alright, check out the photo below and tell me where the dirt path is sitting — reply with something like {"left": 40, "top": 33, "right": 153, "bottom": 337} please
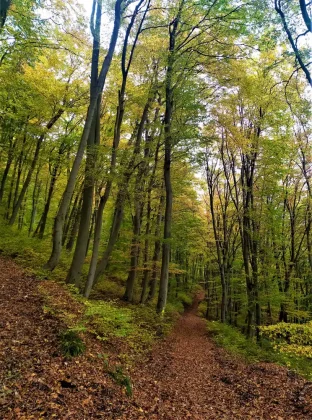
{"left": 130, "top": 296, "right": 312, "bottom": 419}
{"left": 0, "top": 257, "right": 311, "bottom": 419}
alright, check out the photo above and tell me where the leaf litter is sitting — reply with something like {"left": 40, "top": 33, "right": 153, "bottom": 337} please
{"left": 0, "top": 257, "right": 311, "bottom": 419}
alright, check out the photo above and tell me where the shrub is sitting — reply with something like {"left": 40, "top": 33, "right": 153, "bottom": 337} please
{"left": 260, "top": 322, "right": 312, "bottom": 358}
{"left": 94, "top": 279, "right": 125, "bottom": 299}
{"left": 59, "top": 329, "right": 86, "bottom": 357}
{"left": 166, "top": 301, "right": 184, "bottom": 315}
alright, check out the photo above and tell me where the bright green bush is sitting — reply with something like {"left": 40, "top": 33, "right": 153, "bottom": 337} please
{"left": 84, "top": 300, "right": 172, "bottom": 356}
{"left": 260, "top": 322, "right": 312, "bottom": 358}
{"left": 166, "top": 301, "right": 185, "bottom": 315}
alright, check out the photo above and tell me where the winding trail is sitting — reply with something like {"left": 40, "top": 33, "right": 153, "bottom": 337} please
{"left": 130, "top": 294, "right": 312, "bottom": 419}
{"left": 0, "top": 257, "right": 311, "bottom": 419}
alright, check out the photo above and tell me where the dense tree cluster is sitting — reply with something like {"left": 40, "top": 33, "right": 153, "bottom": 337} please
{"left": 0, "top": 0, "right": 311, "bottom": 336}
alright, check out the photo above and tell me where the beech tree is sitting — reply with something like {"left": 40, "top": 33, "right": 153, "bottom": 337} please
{"left": 0, "top": 0, "right": 311, "bottom": 335}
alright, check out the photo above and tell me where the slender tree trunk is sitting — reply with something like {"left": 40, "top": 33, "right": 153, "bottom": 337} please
{"left": 45, "top": 0, "right": 123, "bottom": 271}
{"left": 66, "top": 196, "right": 83, "bottom": 252}
{"left": 140, "top": 189, "right": 152, "bottom": 303}
{"left": 157, "top": 3, "right": 184, "bottom": 312}
{"left": 0, "top": 137, "right": 15, "bottom": 202}
{"left": 124, "top": 113, "right": 158, "bottom": 302}
{"left": 86, "top": 205, "right": 97, "bottom": 257}
{"left": 0, "top": 0, "right": 11, "bottom": 29}
{"left": 9, "top": 110, "right": 64, "bottom": 225}
{"left": 147, "top": 190, "right": 164, "bottom": 301}
{"left": 83, "top": 193, "right": 107, "bottom": 298}
{"left": 12, "top": 133, "right": 27, "bottom": 210}
{"left": 123, "top": 200, "right": 141, "bottom": 302}
{"left": 6, "top": 157, "right": 17, "bottom": 219}
{"left": 84, "top": 96, "right": 152, "bottom": 296}
{"left": 83, "top": 0, "right": 151, "bottom": 295}
{"left": 66, "top": 97, "right": 101, "bottom": 285}
{"left": 206, "top": 162, "right": 227, "bottom": 323}
{"left": 35, "top": 165, "right": 58, "bottom": 238}
{"left": 66, "top": 0, "right": 103, "bottom": 285}
{"left": 29, "top": 168, "right": 41, "bottom": 234}
{"left": 63, "top": 186, "right": 81, "bottom": 245}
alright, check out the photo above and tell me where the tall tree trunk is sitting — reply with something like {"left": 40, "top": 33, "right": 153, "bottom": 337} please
{"left": 0, "top": 0, "right": 11, "bottom": 29}
{"left": 45, "top": 0, "right": 123, "bottom": 271}
{"left": 35, "top": 141, "right": 67, "bottom": 238}
{"left": 124, "top": 110, "right": 158, "bottom": 302}
{"left": 66, "top": 0, "right": 103, "bottom": 286}
{"left": 6, "top": 157, "right": 17, "bottom": 219}
{"left": 66, "top": 97, "right": 101, "bottom": 285}
{"left": 63, "top": 186, "right": 81, "bottom": 245}
{"left": 123, "top": 199, "right": 141, "bottom": 302}
{"left": 206, "top": 160, "right": 227, "bottom": 323}
{"left": 157, "top": 1, "right": 185, "bottom": 312}
{"left": 0, "top": 137, "right": 15, "bottom": 202}
{"left": 66, "top": 196, "right": 83, "bottom": 252}
{"left": 84, "top": 97, "right": 152, "bottom": 297}
{"left": 147, "top": 190, "right": 164, "bottom": 301}
{"left": 35, "top": 166, "right": 57, "bottom": 238}
{"left": 29, "top": 167, "right": 41, "bottom": 234}
{"left": 140, "top": 187, "right": 152, "bottom": 303}
{"left": 83, "top": 0, "right": 151, "bottom": 295}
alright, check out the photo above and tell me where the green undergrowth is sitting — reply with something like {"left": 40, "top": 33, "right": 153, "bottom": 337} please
{"left": 207, "top": 321, "right": 312, "bottom": 380}
{"left": 0, "top": 223, "right": 72, "bottom": 282}
{"left": 85, "top": 300, "right": 173, "bottom": 357}
{"left": 0, "top": 223, "right": 177, "bottom": 362}
{"left": 261, "top": 322, "right": 312, "bottom": 358}
{"left": 39, "top": 281, "right": 175, "bottom": 363}
{"left": 59, "top": 329, "right": 86, "bottom": 358}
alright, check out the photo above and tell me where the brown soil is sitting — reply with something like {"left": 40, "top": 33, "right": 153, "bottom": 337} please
{"left": 0, "top": 257, "right": 311, "bottom": 419}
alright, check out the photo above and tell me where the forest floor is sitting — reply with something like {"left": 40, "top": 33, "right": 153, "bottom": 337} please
{"left": 1, "top": 256, "right": 312, "bottom": 419}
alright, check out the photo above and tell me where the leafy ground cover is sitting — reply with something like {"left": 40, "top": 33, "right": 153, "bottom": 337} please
{"left": 207, "top": 321, "right": 312, "bottom": 381}
{"left": 1, "top": 256, "right": 312, "bottom": 419}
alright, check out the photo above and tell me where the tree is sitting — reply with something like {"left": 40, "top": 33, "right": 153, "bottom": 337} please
{"left": 0, "top": 0, "right": 11, "bottom": 29}
{"left": 274, "top": 0, "right": 312, "bottom": 86}
{"left": 45, "top": 0, "right": 126, "bottom": 270}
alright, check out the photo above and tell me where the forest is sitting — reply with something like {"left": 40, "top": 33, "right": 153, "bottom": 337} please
{"left": 0, "top": 0, "right": 312, "bottom": 418}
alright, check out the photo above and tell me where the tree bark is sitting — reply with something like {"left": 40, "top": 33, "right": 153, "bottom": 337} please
{"left": 147, "top": 190, "right": 164, "bottom": 301}
{"left": 84, "top": 96, "right": 152, "bottom": 297}
{"left": 9, "top": 109, "right": 64, "bottom": 226}
{"left": 0, "top": 136, "right": 15, "bottom": 202}
{"left": 157, "top": 1, "right": 185, "bottom": 313}
{"left": 0, "top": 0, "right": 11, "bottom": 29}
{"left": 45, "top": 0, "right": 123, "bottom": 271}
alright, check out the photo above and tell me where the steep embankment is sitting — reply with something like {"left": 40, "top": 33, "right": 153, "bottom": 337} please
{"left": 0, "top": 257, "right": 311, "bottom": 419}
